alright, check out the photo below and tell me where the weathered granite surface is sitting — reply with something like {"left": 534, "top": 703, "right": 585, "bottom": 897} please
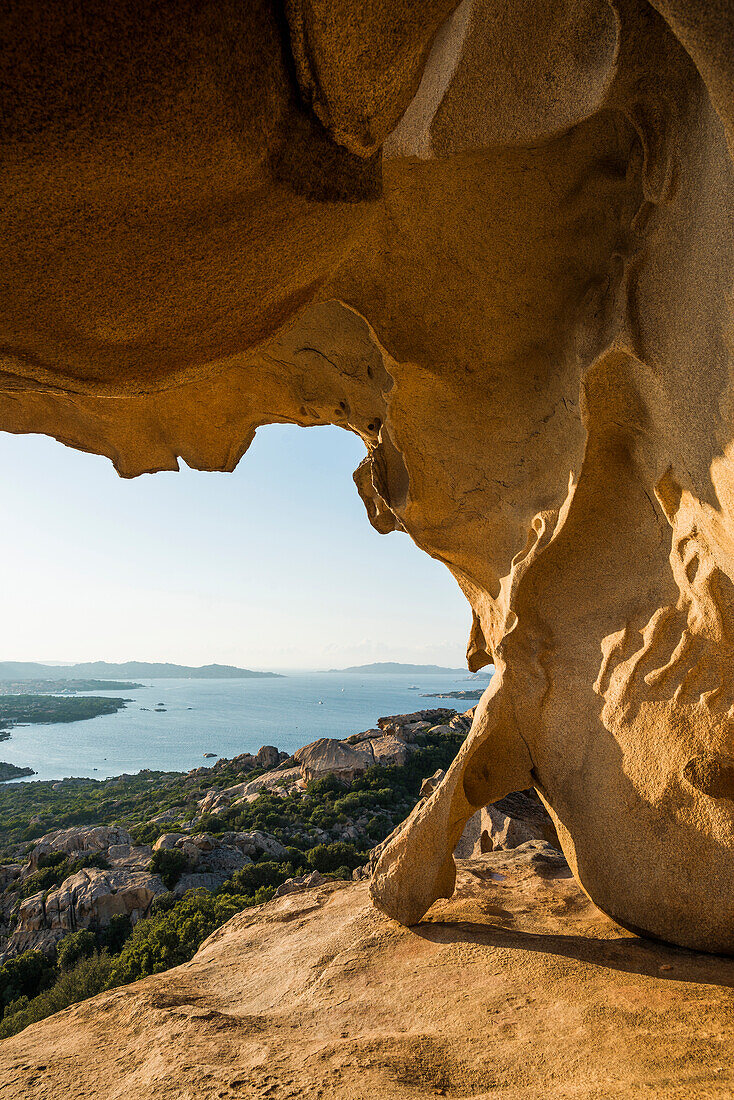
{"left": 1, "top": 2, "right": 734, "bottom": 951}
{"left": 1, "top": 848, "right": 731, "bottom": 1099}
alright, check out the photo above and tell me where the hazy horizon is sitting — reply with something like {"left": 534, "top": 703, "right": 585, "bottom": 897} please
{"left": 0, "top": 659, "right": 471, "bottom": 673}
{"left": 1, "top": 425, "right": 470, "bottom": 670}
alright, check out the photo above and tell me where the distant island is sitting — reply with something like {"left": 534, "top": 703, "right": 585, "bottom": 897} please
{"left": 0, "top": 694, "right": 131, "bottom": 733}
{"left": 325, "top": 662, "right": 469, "bottom": 675}
{"left": 421, "top": 689, "right": 484, "bottom": 700}
{"left": 0, "top": 662, "right": 282, "bottom": 681}
{"left": 0, "top": 679, "right": 143, "bottom": 695}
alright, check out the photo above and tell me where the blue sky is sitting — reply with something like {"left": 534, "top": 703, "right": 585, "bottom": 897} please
{"left": 0, "top": 425, "right": 470, "bottom": 670}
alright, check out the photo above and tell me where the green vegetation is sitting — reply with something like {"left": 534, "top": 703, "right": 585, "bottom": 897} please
{"left": 18, "top": 850, "right": 111, "bottom": 899}
{"left": 0, "top": 724, "right": 466, "bottom": 1040}
{"left": 0, "top": 951, "right": 114, "bottom": 1038}
{"left": 57, "top": 930, "right": 97, "bottom": 971}
{"left": 0, "top": 694, "right": 130, "bottom": 733}
{"left": 0, "top": 758, "right": 276, "bottom": 858}
{"left": 149, "top": 847, "right": 190, "bottom": 889}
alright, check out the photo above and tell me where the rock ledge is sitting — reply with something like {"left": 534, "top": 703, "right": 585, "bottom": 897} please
{"left": 1, "top": 845, "right": 732, "bottom": 1099}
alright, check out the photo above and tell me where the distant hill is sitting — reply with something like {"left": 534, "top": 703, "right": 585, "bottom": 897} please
{"left": 325, "top": 662, "right": 468, "bottom": 675}
{"left": 0, "top": 662, "right": 282, "bottom": 681}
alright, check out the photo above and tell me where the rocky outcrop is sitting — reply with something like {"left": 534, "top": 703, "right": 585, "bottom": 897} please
{"left": 27, "top": 825, "right": 136, "bottom": 870}
{"left": 198, "top": 711, "right": 450, "bottom": 816}
{"left": 0, "top": 825, "right": 167, "bottom": 958}
{"left": 375, "top": 709, "right": 457, "bottom": 741}
{"left": 151, "top": 830, "right": 293, "bottom": 897}
{"left": 154, "top": 829, "right": 288, "bottom": 866}
{"left": 2, "top": 848, "right": 731, "bottom": 1099}
{"left": 197, "top": 765, "right": 305, "bottom": 815}
{"left": 272, "top": 870, "right": 327, "bottom": 898}
{"left": 420, "top": 769, "right": 445, "bottom": 799}
{"left": 189, "top": 746, "right": 291, "bottom": 785}
{"left": 2, "top": 823, "right": 297, "bottom": 955}
{"left": 7, "top": 867, "right": 166, "bottom": 957}
{"left": 294, "top": 730, "right": 418, "bottom": 782}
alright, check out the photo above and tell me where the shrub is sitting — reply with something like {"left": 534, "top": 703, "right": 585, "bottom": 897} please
{"left": 305, "top": 774, "right": 347, "bottom": 797}
{"left": 37, "top": 851, "right": 68, "bottom": 870}
{"left": 74, "top": 851, "right": 110, "bottom": 872}
{"left": 197, "top": 813, "right": 223, "bottom": 834}
{"left": 329, "top": 864, "right": 354, "bottom": 880}
{"left": 150, "top": 891, "right": 177, "bottom": 915}
{"left": 19, "top": 851, "right": 111, "bottom": 899}
{"left": 99, "top": 914, "right": 132, "bottom": 954}
{"left": 0, "top": 950, "right": 56, "bottom": 1017}
{"left": 19, "top": 866, "right": 64, "bottom": 898}
{"left": 149, "top": 847, "right": 189, "bottom": 889}
{"left": 226, "top": 861, "right": 298, "bottom": 895}
{"left": 306, "top": 842, "right": 363, "bottom": 874}
{"left": 129, "top": 822, "right": 163, "bottom": 846}
{"left": 57, "top": 929, "right": 96, "bottom": 971}
{"left": 105, "top": 889, "right": 246, "bottom": 985}
{"left": 0, "top": 953, "right": 113, "bottom": 1039}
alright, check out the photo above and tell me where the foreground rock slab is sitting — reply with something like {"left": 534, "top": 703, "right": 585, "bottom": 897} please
{"left": 2, "top": 848, "right": 731, "bottom": 1100}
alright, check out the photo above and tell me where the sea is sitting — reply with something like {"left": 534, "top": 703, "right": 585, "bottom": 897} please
{"left": 0, "top": 672, "right": 490, "bottom": 784}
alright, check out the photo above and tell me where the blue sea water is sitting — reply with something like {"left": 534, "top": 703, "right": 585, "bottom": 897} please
{"left": 0, "top": 672, "right": 489, "bottom": 783}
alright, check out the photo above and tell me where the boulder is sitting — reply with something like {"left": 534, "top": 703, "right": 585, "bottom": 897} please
{"left": 197, "top": 766, "right": 304, "bottom": 814}
{"left": 106, "top": 844, "right": 153, "bottom": 871}
{"left": 154, "top": 830, "right": 285, "bottom": 872}
{"left": 173, "top": 873, "right": 235, "bottom": 897}
{"left": 0, "top": 864, "right": 21, "bottom": 890}
{"left": 198, "top": 846, "right": 252, "bottom": 876}
{"left": 448, "top": 707, "right": 476, "bottom": 735}
{"left": 294, "top": 739, "right": 369, "bottom": 784}
{"left": 184, "top": 833, "right": 218, "bottom": 854}
{"left": 484, "top": 791, "right": 561, "bottom": 851}
{"left": 237, "top": 831, "right": 289, "bottom": 861}
{"left": 344, "top": 728, "right": 383, "bottom": 745}
{"left": 173, "top": 836, "right": 252, "bottom": 878}
{"left": 272, "top": 870, "right": 326, "bottom": 898}
{"left": 352, "top": 734, "right": 413, "bottom": 768}
{"left": 152, "top": 833, "right": 185, "bottom": 852}
{"left": 376, "top": 709, "right": 456, "bottom": 737}
{"left": 254, "top": 745, "right": 281, "bottom": 769}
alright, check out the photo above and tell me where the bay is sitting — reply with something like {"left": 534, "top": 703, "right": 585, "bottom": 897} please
{"left": 0, "top": 672, "right": 489, "bottom": 783}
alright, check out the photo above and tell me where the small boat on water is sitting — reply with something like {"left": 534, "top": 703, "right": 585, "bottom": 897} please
{"left": 317, "top": 700, "right": 324, "bottom": 705}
